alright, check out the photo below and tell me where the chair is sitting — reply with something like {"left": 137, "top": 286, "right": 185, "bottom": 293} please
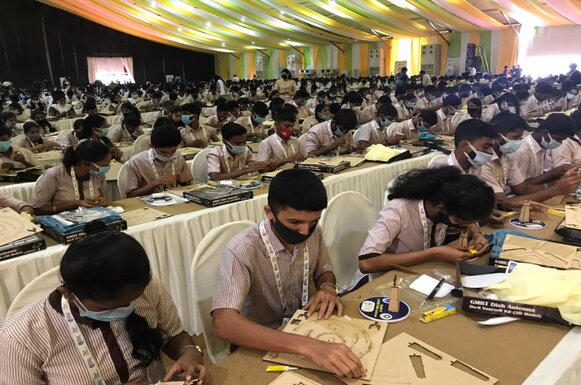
{"left": 190, "top": 147, "right": 213, "bottom": 184}
{"left": 301, "top": 116, "right": 317, "bottom": 133}
{"left": 320, "top": 191, "right": 378, "bottom": 293}
{"left": 143, "top": 111, "right": 162, "bottom": 126}
{"left": 5, "top": 267, "right": 61, "bottom": 322}
{"left": 132, "top": 133, "right": 151, "bottom": 155}
{"left": 117, "top": 161, "right": 131, "bottom": 199}
{"left": 10, "top": 133, "right": 25, "bottom": 145}
{"left": 352, "top": 127, "right": 362, "bottom": 143}
{"left": 298, "top": 133, "right": 308, "bottom": 154}
{"left": 190, "top": 220, "right": 255, "bottom": 364}
{"left": 427, "top": 153, "right": 448, "bottom": 169}
{"left": 55, "top": 129, "right": 73, "bottom": 146}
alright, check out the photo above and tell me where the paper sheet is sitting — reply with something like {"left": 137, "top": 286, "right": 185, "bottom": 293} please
{"left": 0, "top": 207, "right": 42, "bottom": 245}
{"left": 409, "top": 274, "right": 454, "bottom": 298}
{"left": 364, "top": 145, "right": 406, "bottom": 162}
{"left": 268, "top": 372, "right": 323, "bottom": 385}
{"left": 140, "top": 193, "right": 189, "bottom": 206}
{"left": 121, "top": 207, "right": 172, "bottom": 227}
{"left": 565, "top": 205, "right": 581, "bottom": 229}
{"left": 501, "top": 234, "right": 581, "bottom": 270}
{"left": 301, "top": 157, "right": 348, "bottom": 167}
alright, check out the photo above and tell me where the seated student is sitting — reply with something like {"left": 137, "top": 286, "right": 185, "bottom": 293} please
{"left": 180, "top": 103, "right": 219, "bottom": 148}
{"left": 108, "top": 113, "right": 144, "bottom": 143}
{"left": 391, "top": 110, "right": 438, "bottom": 140}
{"left": 13, "top": 121, "right": 60, "bottom": 153}
{"left": 48, "top": 91, "right": 74, "bottom": 119}
{"left": 78, "top": 114, "right": 123, "bottom": 161}
{"left": 435, "top": 95, "right": 462, "bottom": 132}
{"left": 57, "top": 118, "right": 84, "bottom": 147}
{"left": 257, "top": 110, "right": 305, "bottom": 168}
{"left": 482, "top": 93, "right": 520, "bottom": 123}
{"left": 161, "top": 100, "right": 175, "bottom": 117}
{"left": 207, "top": 122, "right": 269, "bottom": 181}
{"left": 165, "top": 105, "right": 185, "bottom": 130}
{"left": 137, "top": 91, "right": 163, "bottom": 111}
{"left": 314, "top": 103, "right": 332, "bottom": 123}
{"left": 449, "top": 98, "right": 483, "bottom": 131}
{"left": 81, "top": 98, "right": 99, "bottom": 116}
{"left": 510, "top": 113, "right": 576, "bottom": 180}
{"left": 212, "top": 169, "right": 363, "bottom": 378}
{"left": 226, "top": 100, "right": 244, "bottom": 122}
{"left": 0, "top": 126, "right": 37, "bottom": 170}
{"left": 289, "top": 90, "right": 313, "bottom": 120}
{"left": 33, "top": 140, "right": 111, "bottom": 215}
{"left": 304, "top": 109, "right": 358, "bottom": 156}
{"left": 342, "top": 93, "right": 373, "bottom": 124}
{"left": 550, "top": 110, "right": 581, "bottom": 167}
{"left": 205, "top": 104, "right": 231, "bottom": 130}
{"left": 356, "top": 104, "right": 399, "bottom": 148}
{"left": 558, "top": 81, "right": 580, "bottom": 110}
{"left": 520, "top": 83, "right": 556, "bottom": 118}
{"left": 246, "top": 86, "right": 263, "bottom": 103}
{"left": 0, "top": 222, "right": 209, "bottom": 385}
{"left": 0, "top": 191, "right": 33, "bottom": 215}
{"left": 30, "top": 108, "right": 56, "bottom": 135}
{"left": 235, "top": 101, "right": 269, "bottom": 138}
{"left": 479, "top": 112, "right": 581, "bottom": 210}
{"left": 203, "top": 85, "right": 219, "bottom": 104}
{"left": 1, "top": 111, "right": 17, "bottom": 133}
{"left": 359, "top": 167, "right": 493, "bottom": 274}
{"left": 125, "top": 125, "right": 192, "bottom": 197}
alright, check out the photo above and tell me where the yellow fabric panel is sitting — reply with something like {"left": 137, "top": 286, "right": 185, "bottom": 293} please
{"left": 312, "top": 45, "right": 320, "bottom": 70}
{"left": 410, "top": 37, "right": 429, "bottom": 74}
{"left": 337, "top": 44, "right": 346, "bottom": 74}
{"left": 388, "top": 38, "right": 399, "bottom": 76}
{"left": 247, "top": 52, "right": 256, "bottom": 79}
{"left": 278, "top": 50, "right": 286, "bottom": 70}
{"left": 467, "top": 32, "right": 480, "bottom": 45}
{"left": 359, "top": 43, "right": 369, "bottom": 77}
{"left": 495, "top": 29, "right": 518, "bottom": 74}
{"left": 215, "top": 54, "right": 229, "bottom": 79}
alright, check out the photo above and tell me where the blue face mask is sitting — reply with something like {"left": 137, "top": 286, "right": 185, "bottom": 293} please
{"left": 75, "top": 295, "right": 136, "bottom": 323}
{"left": 181, "top": 115, "right": 193, "bottom": 125}
{"left": 567, "top": 93, "right": 575, "bottom": 100}
{"left": 405, "top": 101, "right": 415, "bottom": 109}
{"left": 0, "top": 140, "right": 11, "bottom": 152}
{"left": 226, "top": 141, "right": 247, "bottom": 156}
{"left": 89, "top": 162, "right": 111, "bottom": 176}
{"left": 379, "top": 117, "right": 393, "bottom": 128}
{"left": 333, "top": 127, "right": 345, "bottom": 137}
{"left": 426, "top": 94, "right": 436, "bottom": 101}
{"left": 465, "top": 142, "right": 493, "bottom": 168}
{"left": 416, "top": 122, "right": 428, "bottom": 133}
{"left": 253, "top": 115, "right": 266, "bottom": 125}
{"left": 154, "top": 150, "right": 177, "bottom": 162}
{"left": 96, "top": 127, "right": 109, "bottom": 137}
{"left": 540, "top": 133, "right": 562, "bottom": 150}
{"left": 499, "top": 135, "right": 522, "bottom": 155}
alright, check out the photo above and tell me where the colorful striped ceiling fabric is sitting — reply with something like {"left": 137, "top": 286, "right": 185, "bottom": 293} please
{"left": 39, "top": 0, "right": 580, "bottom": 54}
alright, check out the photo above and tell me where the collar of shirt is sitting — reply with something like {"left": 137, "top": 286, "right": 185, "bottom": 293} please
{"left": 437, "top": 108, "right": 447, "bottom": 120}
{"left": 262, "top": 219, "right": 288, "bottom": 254}
{"left": 529, "top": 95, "right": 539, "bottom": 104}
{"left": 525, "top": 134, "right": 543, "bottom": 154}
{"left": 48, "top": 289, "right": 108, "bottom": 330}
{"left": 370, "top": 119, "right": 382, "bottom": 132}
{"left": 405, "top": 118, "right": 415, "bottom": 131}
{"left": 448, "top": 152, "right": 468, "bottom": 174}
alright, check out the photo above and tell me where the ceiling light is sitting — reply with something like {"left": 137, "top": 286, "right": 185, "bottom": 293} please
{"left": 206, "top": 21, "right": 212, "bottom": 27}
{"left": 280, "top": 10, "right": 285, "bottom": 15}
{"left": 150, "top": 1, "right": 156, "bottom": 8}
{"left": 221, "top": 42, "right": 226, "bottom": 47}
{"left": 241, "top": 16, "right": 246, "bottom": 22}
{"left": 251, "top": 41, "right": 255, "bottom": 44}
{"left": 178, "top": 26, "right": 183, "bottom": 31}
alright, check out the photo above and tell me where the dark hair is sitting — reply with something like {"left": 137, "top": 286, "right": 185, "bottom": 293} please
{"left": 225, "top": 100, "right": 240, "bottom": 110}
{"left": 150, "top": 125, "right": 181, "bottom": 148}
{"left": 295, "top": 90, "right": 310, "bottom": 99}
{"left": 347, "top": 93, "right": 364, "bottom": 104}
{"left": 571, "top": 110, "right": 581, "bottom": 133}
{"left": 153, "top": 116, "right": 173, "bottom": 128}
{"left": 268, "top": 169, "right": 327, "bottom": 214}
{"left": 377, "top": 104, "right": 398, "bottom": 117}
{"left": 62, "top": 139, "right": 110, "bottom": 168}
{"left": 329, "top": 102, "right": 342, "bottom": 115}
{"left": 443, "top": 94, "right": 461, "bottom": 107}
{"left": 221, "top": 122, "right": 247, "bottom": 141}
{"left": 388, "top": 166, "right": 494, "bottom": 221}
{"left": 418, "top": 110, "right": 438, "bottom": 126}
{"left": 80, "top": 115, "right": 107, "bottom": 139}
{"left": 31, "top": 108, "right": 45, "bottom": 119}
{"left": 217, "top": 104, "right": 230, "bottom": 113}
{"left": 454, "top": 119, "right": 496, "bottom": 147}
{"left": 252, "top": 101, "right": 269, "bottom": 117}
{"left": 490, "top": 112, "right": 528, "bottom": 135}
{"left": 0, "top": 125, "right": 12, "bottom": 138}
{"left": 1, "top": 111, "right": 16, "bottom": 122}
{"left": 334, "top": 109, "right": 358, "bottom": 130}
{"left": 123, "top": 114, "right": 141, "bottom": 128}
{"left": 377, "top": 95, "right": 392, "bottom": 106}
{"left": 274, "top": 110, "right": 296, "bottom": 123}
{"left": 60, "top": 221, "right": 162, "bottom": 367}
{"left": 23, "top": 121, "right": 39, "bottom": 133}
{"left": 180, "top": 103, "right": 201, "bottom": 116}
{"left": 537, "top": 113, "right": 576, "bottom": 137}
{"left": 73, "top": 119, "right": 85, "bottom": 131}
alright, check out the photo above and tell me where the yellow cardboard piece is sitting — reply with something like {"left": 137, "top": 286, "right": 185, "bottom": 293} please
{"left": 500, "top": 234, "right": 581, "bottom": 270}
{"left": 268, "top": 372, "right": 323, "bottom": 385}
{"left": 364, "top": 145, "right": 406, "bottom": 162}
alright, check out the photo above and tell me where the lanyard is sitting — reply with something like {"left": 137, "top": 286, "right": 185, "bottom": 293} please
{"left": 418, "top": 201, "right": 446, "bottom": 249}
{"left": 188, "top": 126, "right": 208, "bottom": 144}
{"left": 60, "top": 296, "right": 106, "bottom": 385}
{"left": 148, "top": 149, "right": 176, "bottom": 186}
{"left": 70, "top": 167, "right": 95, "bottom": 201}
{"left": 258, "top": 221, "right": 310, "bottom": 319}
{"left": 275, "top": 136, "right": 296, "bottom": 158}
{"left": 221, "top": 145, "right": 245, "bottom": 173}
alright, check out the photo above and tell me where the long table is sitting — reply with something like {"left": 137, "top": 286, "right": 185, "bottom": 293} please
{"left": 0, "top": 153, "right": 437, "bottom": 327}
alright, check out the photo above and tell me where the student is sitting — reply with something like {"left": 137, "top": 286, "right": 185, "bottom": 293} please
{"left": 13, "top": 121, "right": 59, "bottom": 153}
{"left": 510, "top": 113, "right": 576, "bottom": 180}
{"left": 550, "top": 110, "right": 581, "bottom": 167}
{"left": 0, "top": 111, "right": 17, "bottom": 131}
{"left": 81, "top": 98, "right": 99, "bottom": 116}
{"left": 450, "top": 98, "right": 482, "bottom": 130}
{"left": 359, "top": 167, "right": 493, "bottom": 273}
{"left": 31, "top": 109, "right": 56, "bottom": 134}
{"left": 212, "top": 169, "right": 363, "bottom": 378}
{"left": 420, "top": 70, "right": 432, "bottom": 87}
{"left": 391, "top": 110, "right": 438, "bottom": 140}
{"left": 273, "top": 69, "right": 297, "bottom": 102}
{"left": 356, "top": 104, "right": 399, "bottom": 148}
{"left": 482, "top": 93, "right": 521, "bottom": 122}
{"left": 479, "top": 112, "right": 581, "bottom": 209}
{"left": 0, "top": 191, "right": 33, "bottom": 215}
{"left": 289, "top": 90, "right": 312, "bottom": 120}
{"left": 435, "top": 95, "right": 462, "bottom": 132}
{"left": 257, "top": 110, "right": 305, "bottom": 168}
{"left": 342, "top": 93, "right": 374, "bottom": 124}
{"left": 166, "top": 105, "right": 185, "bottom": 129}
{"left": 520, "top": 83, "right": 555, "bottom": 118}
{"left": 415, "top": 85, "right": 437, "bottom": 110}
{"left": 226, "top": 100, "right": 243, "bottom": 121}
{"left": 108, "top": 113, "right": 144, "bottom": 143}
{"left": 125, "top": 125, "right": 192, "bottom": 197}
{"left": 430, "top": 119, "right": 495, "bottom": 174}
{"left": 314, "top": 103, "right": 332, "bottom": 123}
{"left": 33, "top": 140, "right": 111, "bottom": 215}
{"left": 137, "top": 91, "right": 163, "bottom": 111}
{"left": 0, "top": 126, "right": 37, "bottom": 170}
{"left": 235, "top": 101, "right": 269, "bottom": 138}
{"left": 57, "top": 118, "right": 84, "bottom": 147}
{"left": 79, "top": 114, "right": 123, "bottom": 161}
{"left": 206, "top": 122, "right": 269, "bottom": 181}
{"left": 180, "top": 103, "right": 219, "bottom": 148}
{"left": 203, "top": 85, "right": 219, "bottom": 104}
{"left": 557, "top": 81, "right": 581, "bottom": 111}
{"left": 48, "top": 91, "right": 74, "bottom": 118}
{"left": 205, "top": 104, "right": 231, "bottom": 130}
{"left": 0, "top": 221, "right": 209, "bottom": 385}
{"left": 304, "top": 109, "right": 358, "bottom": 156}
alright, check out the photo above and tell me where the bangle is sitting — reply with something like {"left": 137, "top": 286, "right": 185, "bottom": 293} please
{"left": 319, "top": 281, "right": 339, "bottom": 295}
{"left": 180, "top": 344, "right": 203, "bottom": 356}
{"left": 544, "top": 183, "right": 549, "bottom": 190}
{"left": 53, "top": 205, "right": 56, "bottom": 213}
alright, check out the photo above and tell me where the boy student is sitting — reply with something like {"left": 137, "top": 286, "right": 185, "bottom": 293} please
{"left": 235, "top": 101, "right": 269, "bottom": 138}
{"left": 391, "top": 110, "right": 438, "bottom": 140}
{"left": 107, "top": 113, "right": 144, "bottom": 143}
{"left": 550, "top": 110, "right": 581, "bottom": 168}
{"left": 212, "top": 169, "right": 364, "bottom": 378}
{"left": 180, "top": 103, "right": 219, "bottom": 148}
{"left": 356, "top": 104, "right": 399, "bottom": 148}
{"left": 510, "top": 113, "right": 576, "bottom": 180}
{"left": 206, "top": 122, "right": 271, "bottom": 181}
{"left": 257, "top": 110, "right": 305, "bottom": 168}
{"left": 289, "top": 90, "right": 312, "bottom": 120}
{"left": 124, "top": 125, "right": 192, "bottom": 197}
{"left": 304, "top": 109, "right": 358, "bottom": 156}
{"left": 479, "top": 112, "right": 581, "bottom": 210}
{"left": 435, "top": 95, "right": 462, "bottom": 133}
{"left": 205, "top": 103, "right": 231, "bottom": 130}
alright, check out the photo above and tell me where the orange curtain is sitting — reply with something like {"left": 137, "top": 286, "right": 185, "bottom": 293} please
{"left": 496, "top": 29, "right": 518, "bottom": 73}
{"left": 337, "top": 44, "right": 346, "bottom": 74}
{"left": 359, "top": 43, "right": 369, "bottom": 77}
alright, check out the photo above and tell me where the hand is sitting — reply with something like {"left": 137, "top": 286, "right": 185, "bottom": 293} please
{"left": 11, "top": 153, "right": 25, "bottom": 163}
{"left": 78, "top": 199, "right": 100, "bottom": 208}
{"left": 488, "top": 209, "right": 508, "bottom": 226}
{"left": 334, "top": 136, "right": 348, "bottom": 147}
{"left": 163, "top": 349, "right": 210, "bottom": 385}
{"left": 555, "top": 168, "right": 581, "bottom": 194}
{"left": 467, "top": 232, "right": 490, "bottom": 257}
{"left": 288, "top": 154, "right": 305, "bottom": 163}
{"left": 191, "top": 140, "right": 206, "bottom": 148}
{"left": 156, "top": 174, "right": 177, "bottom": 187}
{"left": 1, "top": 162, "right": 11, "bottom": 170}
{"left": 431, "top": 246, "right": 474, "bottom": 263}
{"left": 20, "top": 206, "right": 34, "bottom": 215}
{"left": 302, "top": 339, "right": 364, "bottom": 378}
{"left": 95, "top": 197, "right": 108, "bottom": 206}
{"left": 303, "top": 286, "right": 342, "bottom": 320}
{"left": 250, "top": 161, "right": 269, "bottom": 172}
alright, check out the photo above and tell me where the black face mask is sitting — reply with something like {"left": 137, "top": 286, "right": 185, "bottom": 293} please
{"left": 467, "top": 108, "right": 481, "bottom": 118}
{"left": 271, "top": 216, "right": 317, "bottom": 245}
{"left": 435, "top": 209, "right": 455, "bottom": 227}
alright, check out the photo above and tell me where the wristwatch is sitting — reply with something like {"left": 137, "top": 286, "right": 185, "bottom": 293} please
{"left": 320, "top": 281, "right": 339, "bottom": 295}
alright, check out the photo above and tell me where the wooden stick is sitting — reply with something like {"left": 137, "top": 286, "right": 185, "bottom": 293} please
{"left": 388, "top": 275, "right": 400, "bottom": 313}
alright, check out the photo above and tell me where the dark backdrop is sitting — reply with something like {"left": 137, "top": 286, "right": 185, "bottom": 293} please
{"left": 0, "top": 0, "right": 215, "bottom": 86}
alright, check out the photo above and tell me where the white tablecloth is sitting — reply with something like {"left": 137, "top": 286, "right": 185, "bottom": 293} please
{"left": 15, "top": 112, "right": 155, "bottom": 132}
{"left": 0, "top": 154, "right": 436, "bottom": 330}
